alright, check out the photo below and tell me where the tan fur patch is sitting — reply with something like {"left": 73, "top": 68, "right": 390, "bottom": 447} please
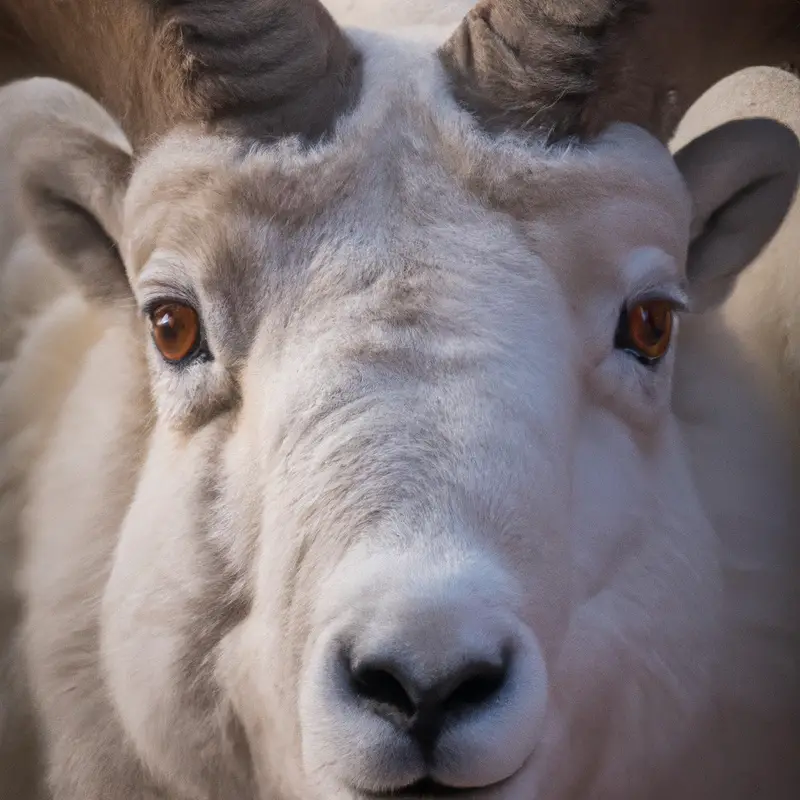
{"left": 0, "top": 1, "right": 363, "bottom": 147}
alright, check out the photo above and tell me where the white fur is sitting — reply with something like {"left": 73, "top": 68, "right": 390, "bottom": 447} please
{"left": 0, "top": 11, "right": 798, "bottom": 800}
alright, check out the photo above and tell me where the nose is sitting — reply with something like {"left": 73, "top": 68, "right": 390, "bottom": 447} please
{"left": 300, "top": 559, "right": 548, "bottom": 793}
{"left": 348, "top": 650, "right": 509, "bottom": 753}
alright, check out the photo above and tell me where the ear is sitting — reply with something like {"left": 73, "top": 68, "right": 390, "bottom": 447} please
{"left": 673, "top": 117, "right": 800, "bottom": 312}
{"left": 4, "top": 80, "right": 134, "bottom": 304}
{"left": 18, "top": 126, "right": 133, "bottom": 304}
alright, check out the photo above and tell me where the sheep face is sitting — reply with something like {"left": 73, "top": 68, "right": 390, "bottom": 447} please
{"left": 10, "top": 40, "right": 799, "bottom": 800}
{"left": 97, "top": 67, "right": 705, "bottom": 799}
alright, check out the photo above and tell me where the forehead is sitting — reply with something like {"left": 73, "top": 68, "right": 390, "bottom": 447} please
{"left": 123, "top": 30, "right": 691, "bottom": 329}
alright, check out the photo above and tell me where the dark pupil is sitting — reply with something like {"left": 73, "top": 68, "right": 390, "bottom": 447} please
{"left": 157, "top": 310, "right": 180, "bottom": 342}
{"left": 640, "top": 306, "right": 666, "bottom": 345}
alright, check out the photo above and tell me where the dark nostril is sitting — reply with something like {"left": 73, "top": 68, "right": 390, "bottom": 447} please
{"left": 348, "top": 653, "right": 509, "bottom": 750}
{"left": 350, "top": 662, "right": 417, "bottom": 722}
{"left": 440, "top": 661, "right": 506, "bottom": 716}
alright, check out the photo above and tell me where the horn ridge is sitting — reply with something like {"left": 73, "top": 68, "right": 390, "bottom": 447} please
{"left": 0, "top": 0, "right": 362, "bottom": 148}
{"left": 438, "top": 0, "right": 648, "bottom": 141}
{"left": 439, "top": 0, "right": 800, "bottom": 144}
{"left": 151, "top": 0, "right": 363, "bottom": 141}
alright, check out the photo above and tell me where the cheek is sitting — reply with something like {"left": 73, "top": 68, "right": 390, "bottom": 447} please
{"left": 571, "top": 416, "right": 648, "bottom": 598}
{"left": 102, "top": 436, "right": 202, "bottom": 682}
{"left": 486, "top": 473, "right": 576, "bottom": 663}
{"left": 540, "top": 412, "right": 723, "bottom": 791}
{"left": 570, "top": 409, "right": 721, "bottom": 604}
{"left": 100, "top": 428, "right": 240, "bottom": 795}
{"left": 214, "top": 496, "right": 352, "bottom": 799}
{"left": 571, "top": 415, "right": 654, "bottom": 602}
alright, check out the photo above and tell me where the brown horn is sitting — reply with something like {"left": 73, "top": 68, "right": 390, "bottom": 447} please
{"left": 439, "top": 0, "right": 800, "bottom": 143}
{"left": 0, "top": 1, "right": 362, "bottom": 149}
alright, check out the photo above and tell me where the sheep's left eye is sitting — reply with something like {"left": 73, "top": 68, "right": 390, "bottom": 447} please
{"left": 615, "top": 299, "right": 675, "bottom": 365}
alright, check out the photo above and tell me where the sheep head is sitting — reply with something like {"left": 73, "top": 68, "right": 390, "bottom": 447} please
{"left": 2, "top": 4, "right": 800, "bottom": 800}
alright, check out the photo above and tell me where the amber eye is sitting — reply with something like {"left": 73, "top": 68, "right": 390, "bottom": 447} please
{"left": 149, "top": 302, "right": 201, "bottom": 363}
{"left": 615, "top": 299, "right": 675, "bottom": 364}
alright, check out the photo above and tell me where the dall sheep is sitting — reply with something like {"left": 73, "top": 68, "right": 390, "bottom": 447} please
{"left": 672, "top": 66, "right": 800, "bottom": 444}
{"left": 1, "top": 2, "right": 800, "bottom": 800}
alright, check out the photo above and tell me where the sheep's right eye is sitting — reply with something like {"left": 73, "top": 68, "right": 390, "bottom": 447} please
{"left": 149, "top": 302, "right": 202, "bottom": 363}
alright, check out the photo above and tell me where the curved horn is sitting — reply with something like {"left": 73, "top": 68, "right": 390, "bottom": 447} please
{"left": 0, "top": 1, "right": 362, "bottom": 148}
{"left": 439, "top": 0, "right": 800, "bottom": 143}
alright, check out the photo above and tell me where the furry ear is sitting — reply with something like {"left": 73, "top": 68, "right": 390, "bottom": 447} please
{"left": 3, "top": 79, "right": 134, "bottom": 304}
{"left": 673, "top": 118, "right": 800, "bottom": 312}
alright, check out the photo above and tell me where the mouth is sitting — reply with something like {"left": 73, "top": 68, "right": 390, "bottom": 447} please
{"left": 363, "top": 775, "right": 512, "bottom": 798}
